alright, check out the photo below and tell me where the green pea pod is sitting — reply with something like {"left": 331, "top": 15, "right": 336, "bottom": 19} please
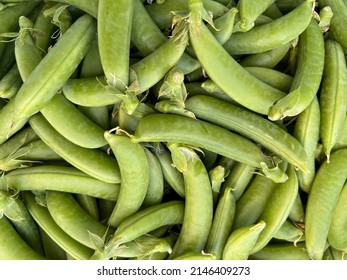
{"left": 268, "top": 18, "right": 325, "bottom": 120}
{"left": 251, "top": 165, "right": 299, "bottom": 254}
{"left": 223, "top": 0, "right": 313, "bottom": 55}
{"left": 293, "top": 96, "right": 320, "bottom": 193}
{"left": 0, "top": 64, "right": 22, "bottom": 99}
{"left": 46, "top": 191, "right": 113, "bottom": 249}
{"left": 333, "top": 116, "right": 347, "bottom": 151}
{"left": 319, "top": 39, "right": 347, "bottom": 160}
{"left": 222, "top": 221, "right": 266, "bottom": 260}
{"left": 188, "top": 3, "right": 286, "bottom": 115}
{"left": 132, "top": 113, "right": 287, "bottom": 183}
{"left": 41, "top": 94, "right": 107, "bottom": 149}
{"left": 273, "top": 220, "right": 305, "bottom": 243}
{"left": 305, "top": 148, "right": 347, "bottom": 260}
{"left": 204, "top": 186, "right": 236, "bottom": 259}
{"left": 98, "top": 0, "right": 133, "bottom": 88}
{"left": 169, "top": 147, "right": 213, "bottom": 259}
{"left": 185, "top": 95, "right": 309, "bottom": 174}
{"left": 105, "top": 131, "right": 150, "bottom": 227}
{"left": 2, "top": 165, "right": 120, "bottom": 200}
{"left": 29, "top": 114, "right": 121, "bottom": 184}
{"left": 23, "top": 191, "right": 94, "bottom": 260}
{"left": 0, "top": 216, "right": 45, "bottom": 260}
{"left": 12, "top": 14, "right": 96, "bottom": 125}
{"left": 318, "top": 0, "right": 347, "bottom": 48}
{"left": 173, "top": 251, "right": 216, "bottom": 260}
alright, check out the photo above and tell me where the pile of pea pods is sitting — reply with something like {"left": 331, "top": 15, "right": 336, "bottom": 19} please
{"left": 0, "top": 0, "right": 346, "bottom": 261}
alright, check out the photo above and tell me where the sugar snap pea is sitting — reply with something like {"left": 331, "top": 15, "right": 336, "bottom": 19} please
{"left": 305, "top": 148, "right": 347, "bottom": 260}
{"left": 132, "top": 113, "right": 288, "bottom": 182}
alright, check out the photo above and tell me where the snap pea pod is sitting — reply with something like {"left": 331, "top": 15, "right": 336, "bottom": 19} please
{"left": 249, "top": 243, "right": 310, "bottom": 260}
{"left": 23, "top": 191, "right": 94, "bottom": 260}
{"left": 268, "top": 18, "right": 325, "bottom": 120}
{"left": 204, "top": 186, "right": 235, "bottom": 259}
{"left": 41, "top": 94, "right": 107, "bottom": 149}
{"left": 319, "top": 39, "right": 347, "bottom": 160}
{"left": 188, "top": 3, "right": 286, "bottom": 115}
{"left": 0, "top": 1, "right": 39, "bottom": 59}
{"left": 273, "top": 220, "right": 305, "bottom": 243}
{"left": 29, "top": 114, "right": 120, "bottom": 184}
{"left": 11, "top": 14, "right": 96, "bottom": 125}
{"left": 305, "top": 148, "right": 347, "bottom": 260}
{"left": 318, "top": 0, "right": 347, "bottom": 48}
{"left": 105, "top": 132, "right": 149, "bottom": 228}
{"left": 251, "top": 165, "right": 299, "bottom": 254}
{"left": 0, "top": 41, "right": 16, "bottom": 80}
{"left": 46, "top": 191, "right": 113, "bottom": 249}
{"left": 173, "top": 252, "right": 216, "bottom": 260}
{"left": 169, "top": 147, "right": 213, "bottom": 259}
{"left": 236, "top": 0, "right": 276, "bottom": 31}
{"left": 132, "top": 113, "right": 287, "bottom": 182}
{"left": 293, "top": 97, "right": 320, "bottom": 193}
{"left": 74, "top": 193, "right": 99, "bottom": 221}
{"left": 2, "top": 165, "right": 120, "bottom": 200}
{"left": 95, "top": 201, "right": 185, "bottom": 259}
{"left": 332, "top": 116, "right": 347, "bottom": 151}
{"left": 288, "top": 192, "right": 305, "bottom": 223}
{"left": 0, "top": 216, "right": 45, "bottom": 260}
{"left": 80, "top": 37, "right": 103, "bottom": 78}
{"left": 232, "top": 174, "right": 278, "bottom": 229}
{"left": 244, "top": 67, "right": 293, "bottom": 92}
{"left": 98, "top": 0, "right": 133, "bottom": 88}
{"left": 0, "top": 64, "right": 22, "bottom": 99}
{"left": 185, "top": 95, "right": 309, "bottom": 174}
{"left": 43, "top": 0, "right": 98, "bottom": 18}
{"left": 239, "top": 42, "right": 291, "bottom": 69}
{"left": 39, "top": 228, "right": 67, "bottom": 260}
{"left": 223, "top": 0, "right": 313, "bottom": 55}
{"left": 222, "top": 221, "right": 266, "bottom": 260}
{"left": 0, "top": 191, "right": 44, "bottom": 255}
{"left": 328, "top": 181, "right": 347, "bottom": 251}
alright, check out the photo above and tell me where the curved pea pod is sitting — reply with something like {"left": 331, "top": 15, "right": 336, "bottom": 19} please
{"left": 29, "top": 114, "right": 121, "bottom": 184}
{"left": 223, "top": 0, "right": 313, "bottom": 55}
{"left": 305, "top": 148, "right": 347, "bottom": 260}
{"left": 41, "top": 94, "right": 107, "bottom": 149}
{"left": 209, "top": 7, "right": 238, "bottom": 44}
{"left": 319, "top": 39, "right": 347, "bottom": 160}
{"left": 105, "top": 131, "right": 150, "bottom": 228}
{"left": 1, "top": 165, "right": 120, "bottom": 200}
{"left": 46, "top": 191, "right": 113, "bottom": 249}
{"left": 328, "top": 181, "right": 347, "bottom": 252}
{"left": 11, "top": 14, "right": 96, "bottom": 125}
{"left": 244, "top": 67, "right": 293, "bottom": 92}
{"left": 62, "top": 77, "right": 123, "bottom": 107}
{"left": 93, "top": 201, "right": 185, "bottom": 259}
{"left": 204, "top": 186, "right": 236, "bottom": 259}
{"left": 250, "top": 165, "right": 299, "bottom": 254}
{"left": 240, "top": 42, "right": 291, "bottom": 69}
{"left": 188, "top": 6, "right": 286, "bottom": 115}
{"left": 0, "top": 216, "right": 45, "bottom": 260}
{"left": 169, "top": 147, "right": 213, "bottom": 259}
{"left": 132, "top": 113, "right": 288, "bottom": 183}
{"left": 222, "top": 221, "right": 266, "bottom": 260}
{"left": 23, "top": 191, "right": 94, "bottom": 260}
{"left": 273, "top": 220, "right": 305, "bottom": 243}
{"left": 293, "top": 97, "right": 320, "bottom": 193}
{"left": 80, "top": 37, "right": 103, "bottom": 78}
{"left": 249, "top": 243, "right": 310, "bottom": 260}
{"left": 233, "top": 174, "right": 278, "bottom": 230}
{"left": 236, "top": 0, "right": 276, "bottom": 32}
{"left": 98, "top": 0, "right": 133, "bottom": 88}
{"left": 268, "top": 18, "right": 325, "bottom": 120}
{"left": 318, "top": 0, "right": 347, "bottom": 48}
{"left": 185, "top": 95, "right": 310, "bottom": 174}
